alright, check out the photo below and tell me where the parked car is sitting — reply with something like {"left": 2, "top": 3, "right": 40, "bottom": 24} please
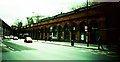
{"left": 13, "top": 36, "right": 18, "bottom": 40}
{"left": 4, "top": 36, "right": 10, "bottom": 39}
{"left": 10, "top": 35, "right": 14, "bottom": 39}
{"left": 24, "top": 37, "right": 32, "bottom": 43}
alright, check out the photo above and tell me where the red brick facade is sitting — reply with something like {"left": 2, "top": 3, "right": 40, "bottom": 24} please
{"left": 19, "top": 2, "right": 120, "bottom": 46}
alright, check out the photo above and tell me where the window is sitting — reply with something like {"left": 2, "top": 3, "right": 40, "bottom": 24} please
{"left": 53, "top": 27, "right": 57, "bottom": 37}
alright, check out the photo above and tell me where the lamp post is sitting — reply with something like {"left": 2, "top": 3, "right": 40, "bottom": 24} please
{"left": 32, "top": 11, "right": 39, "bottom": 23}
{"left": 86, "top": 0, "right": 89, "bottom": 47}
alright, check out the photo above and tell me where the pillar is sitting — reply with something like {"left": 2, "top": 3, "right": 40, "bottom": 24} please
{"left": 77, "top": 30, "right": 80, "bottom": 42}
{"left": 62, "top": 31, "right": 65, "bottom": 40}
{"left": 43, "top": 32, "right": 45, "bottom": 39}
{"left": 70, "top": 31, "right": 72, "bottom": 41}
{"left": 40, "top": 32, "right": 42, "bottom": 39}
{"left": 56, "top": 27, "right": 59, "bottom": 40}
{"left": 47, "top": 32, "right": 50, "bottom": 40}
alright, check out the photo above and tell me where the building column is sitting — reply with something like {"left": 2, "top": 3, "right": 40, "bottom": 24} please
{"left": 43, "top": 32, "right": 45, "bottom": 39}
{"left": 35, "top": 29, "right": 37, "bottom": 39}
{"left": 69, "top": 31, "right": 72, "bottom": 41}
{"left": 32, "top": 29, "right": 34, "bottom": 39}
{"left": 56, "top": 31, "right": 59, "bottom": 40}
{"left": 30, "top": 32, "right": 32, "bottom": 37}
{"left": 38, "top": 32, "right": 40, "bottom": 39}
{"left": 62, "top": 31, "right": 65, "bottom": 40}
{"left": 56, "top": 27, "right": 59, "bottom": 40}
{"left": 34, "top": 29, "right": 36, "bottom": 39}
{"left": 36, "top": 29, "right": 38, "bottom": 39}
{"left": 77, "top": 30, "right": 80, "bottom": 42}
{"left": 30, "top": 30, "right": 32, "bottom": 37}
{"left": 32, "top": 30, "right": 34, "bottom": 38}
{"left": 47, "top": 32, "right": 49, "bottom": 40}
{"left": 40, "top": 32, "right": 41, "bottom": 39}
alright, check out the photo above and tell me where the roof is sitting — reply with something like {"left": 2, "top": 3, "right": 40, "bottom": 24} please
{"left": 31, "top": 2, "right": 109, "bottom": 26}
{"left": 0, "top": 18, "right": 11, "bottom": 29}
{"left": 38, "top": 3, "right": 104, "bottom": 22}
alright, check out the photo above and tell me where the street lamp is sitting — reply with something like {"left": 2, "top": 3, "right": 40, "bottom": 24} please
{"left": 86, "top": 0, "right": 89, "bottom": 47}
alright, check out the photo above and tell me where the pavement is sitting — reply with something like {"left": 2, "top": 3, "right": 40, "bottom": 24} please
{"left": 2, "top": 39, "right": 119, "bottom": 60}
{"left": 37, "top": 40, "right": 108, "bottom": 51}
{"left": 37, "top": 40, "right": 119, "bottom": 56}
{"left": 2, "top": 39, "right": 118, "bottom": 56}
{"left": 1, "top": 39, "right": 112, "bottom": 51}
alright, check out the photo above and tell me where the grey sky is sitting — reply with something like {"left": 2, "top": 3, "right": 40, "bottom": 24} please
{"left": 0, "top": 0, "right": 87, "bottom": 26}
{"left": 0, "top": 0, "right": 119, "bottom": 26}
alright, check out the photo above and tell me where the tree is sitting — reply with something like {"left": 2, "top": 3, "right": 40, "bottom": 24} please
{"left": 18, "top": 21, "right": 22, "bottom": 28}
{"left": 13, "top": 19, "right": 23, "bottom": 29}
{"left": 70, "top": 1, "right": 100, "bottom": 11}
{"left": 32, "top": 12, "right": 45, "bottom": 23}
{"left": 26, "top": 17, "right": 34, "bottom": 25}
{"left": 32, "top": 15, "right": 45, "bottom": 23}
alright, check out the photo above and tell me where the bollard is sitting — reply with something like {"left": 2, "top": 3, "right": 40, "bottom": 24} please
{"left": 71, "top": 40, "right": 74, "bottom": 46}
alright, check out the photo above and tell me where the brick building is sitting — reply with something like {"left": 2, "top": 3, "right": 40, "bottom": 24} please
{"left": 0, "top": 19, "right": 12, "bottom": 37}
{"left": 18, "top": 2, "right": 120, "bottom": 49}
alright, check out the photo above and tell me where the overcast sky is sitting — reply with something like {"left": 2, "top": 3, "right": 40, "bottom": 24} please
{"left": 0, "top": 0, "right": 88, "bottom": 26}
{"left": 0, "top": 0, "right": 119, "bottom": 26}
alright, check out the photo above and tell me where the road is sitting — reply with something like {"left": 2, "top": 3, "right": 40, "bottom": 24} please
{"left": 1, "top": 39, "right": 118, "bottom": 60}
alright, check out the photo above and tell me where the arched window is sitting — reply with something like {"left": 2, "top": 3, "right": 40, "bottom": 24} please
{"left": 64, "top": 25, "right": 70, "bottom": 40}
{"left": 53, "top": 27, "right": 57, "bottom": 37}
{"left": 80, "top": 22, "right": 86, "bottom": 42}
{"left": 71, "top": 25, "right": 76, "bottom": 40}
{"left": 58, "top": 26, "right": 62, "bottom": 40}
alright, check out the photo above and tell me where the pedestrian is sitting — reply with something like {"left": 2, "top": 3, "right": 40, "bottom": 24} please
{"left": 97, "top": 35, "right": 104, "bottom": 50}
